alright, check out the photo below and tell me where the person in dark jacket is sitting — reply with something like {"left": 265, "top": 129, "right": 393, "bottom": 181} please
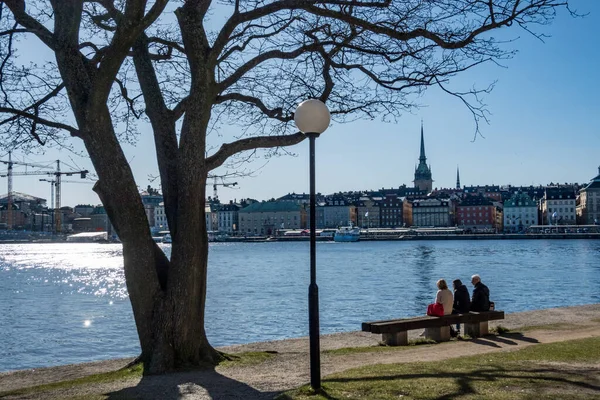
{"left": 470, "top": 274, "right": 490, "bottom": 312}
{"left": 451, "top": 279, "right": 471, "bottom": 335}
{"left": 452, "top": 279, "right": 471, "bottom": 314}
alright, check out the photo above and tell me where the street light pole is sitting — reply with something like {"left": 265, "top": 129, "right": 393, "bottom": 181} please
{"left": 294, "top": 99, "right": 330, "bottom": 392}
{"left": 307, "top": 131, "right": 320, "bottom": 390}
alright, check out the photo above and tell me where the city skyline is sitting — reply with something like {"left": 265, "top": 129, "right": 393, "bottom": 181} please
{"left": 1, "top": 1, "right": 598, "bottom": 207}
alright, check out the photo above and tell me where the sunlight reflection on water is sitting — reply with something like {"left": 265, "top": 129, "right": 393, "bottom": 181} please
{"left": 1, "top": 240, "right": 600, "bottom": 372}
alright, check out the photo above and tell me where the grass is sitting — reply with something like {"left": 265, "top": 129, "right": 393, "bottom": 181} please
{"left": 0, "top": 363, "right": 144, "bottom": 398}
{"left": 490, "top": 325, "right": 510, "bottom": 334}
{"left": 518, "top": 323, "right": 578, "bottom": 332}
{"left": 281, "top": 336, "right": 600, "bottom": 400}
{"left": 324, "top": 339, "right": 438, "bottom": 356}
{"left": 0, "top": 351, "right": 275, "bottom": 399}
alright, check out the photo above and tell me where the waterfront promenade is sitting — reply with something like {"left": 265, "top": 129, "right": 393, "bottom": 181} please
{"left": 1, "top": 304, "right": 599, "bottom": 399}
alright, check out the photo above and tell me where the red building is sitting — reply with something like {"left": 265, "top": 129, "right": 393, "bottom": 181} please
{"left": 456, "top": 195, "right": 496, "bottom": 230}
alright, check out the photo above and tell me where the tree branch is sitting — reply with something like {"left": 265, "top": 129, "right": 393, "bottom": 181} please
{"left": 2, "top": 0, "right": 56, "bottom": 49}
{"left": 0, "top": 106, "right": 80, "bottom": 137}
{"left": 206, "top": 132, "right": 306, "bottom": 171}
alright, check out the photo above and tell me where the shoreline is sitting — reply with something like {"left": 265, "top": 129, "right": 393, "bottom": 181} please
{"left": 2, "top": 303, "right": 599, "bottom": 396}
{"left": 2, "top": 232, "right": 600, "bottom": 244}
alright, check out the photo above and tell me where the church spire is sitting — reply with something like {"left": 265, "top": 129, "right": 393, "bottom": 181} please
{"left": 419, "top": 119, "right": 426, "bottom": 163}
{"left": 456, "top": 166, "right": 461, "bottom": 189}
{"left": 414, "top": 120, "right": 433, "bottom": 193}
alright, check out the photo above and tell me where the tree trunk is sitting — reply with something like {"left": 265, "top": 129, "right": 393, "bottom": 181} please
{"left": 83, "top": 107, "right": 220, "bottom": 373}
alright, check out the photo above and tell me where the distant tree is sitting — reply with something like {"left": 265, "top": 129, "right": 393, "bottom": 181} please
{"left": 0, "top": 0, "right": 574, "bottom": 373}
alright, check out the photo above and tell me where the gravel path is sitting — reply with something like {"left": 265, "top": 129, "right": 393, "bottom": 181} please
{"left": 1, "top": 304, "right": 599, "bottom": 399}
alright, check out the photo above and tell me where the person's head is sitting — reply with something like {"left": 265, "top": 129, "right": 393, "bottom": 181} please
{"left": 437, "top": 279, "right": 448, "bottom": 290}
{"left": 471, "top": 274, "right": 481, "bottom": 286}
{"left": 452, "top": 279, "right": 462, "bottom": 290}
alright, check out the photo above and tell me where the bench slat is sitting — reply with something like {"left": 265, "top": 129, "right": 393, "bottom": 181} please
{"left": 363, "top": 311, "right": 504, "bottom": 334}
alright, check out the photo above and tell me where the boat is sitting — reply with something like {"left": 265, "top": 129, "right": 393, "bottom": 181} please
{"left": 334, "top": 224, "right": 360, "bottom": 242}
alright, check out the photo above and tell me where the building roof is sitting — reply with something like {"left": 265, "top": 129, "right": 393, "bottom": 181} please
{"left": 412, "top": 198, "right": 449, "bottom": 207}
{"left": 239, "top": 201, "right": 302, "bottom": 213}
{"left": 581, "top": 167, "right": 600, "bottom": 191}
{"left": 0, "top": 192, "right": 46, "bottom": 204}
{"left": 458, "top": 195, "right": 494, "bottom": 207}
{"left": 219, "top": 203, "right": 242, "bottom": 212}
{"left": 545, "top": 187, "right": 576, "bottom": 200}
{"left": 463, "top": 185, "right": 501, "bottom": 193}
{"left": 277, "top": 192, "right": 310, "bottom": 201}
{"left": 504, "top": 192, "right": 537, "bottom": 208}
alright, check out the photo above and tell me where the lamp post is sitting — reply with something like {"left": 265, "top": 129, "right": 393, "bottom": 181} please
{"left": 294, "top": 99, "right": 330, "bottom": 392}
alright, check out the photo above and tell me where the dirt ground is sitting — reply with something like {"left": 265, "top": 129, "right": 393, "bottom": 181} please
{"left": 1, "top": 303, "right": 600, "bottom": 399}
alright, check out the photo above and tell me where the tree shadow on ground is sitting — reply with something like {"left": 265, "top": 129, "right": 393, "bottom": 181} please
{"left": 313, "top": 365, "right": 600, "bottom": 400}
{"left": 106, "top": 368, "right": 281, "bottom": 400}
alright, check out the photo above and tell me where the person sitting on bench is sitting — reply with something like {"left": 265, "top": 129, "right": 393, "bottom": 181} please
{"left": 435, "top": 279, "right": 454, "bottom": 315}
{"left": 451, "top": 279, "right": 471, "bottom": 335}
{"left": 470, "top": 274, "right": 490, "bottom": 312}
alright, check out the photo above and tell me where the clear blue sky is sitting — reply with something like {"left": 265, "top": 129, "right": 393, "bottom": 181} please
{"left": 2, "top": 1, "right": 599, "bottom": 207}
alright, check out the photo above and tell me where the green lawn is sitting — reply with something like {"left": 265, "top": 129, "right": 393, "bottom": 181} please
{"left": 281, "top": 336, "right": 600, "bottom": 400}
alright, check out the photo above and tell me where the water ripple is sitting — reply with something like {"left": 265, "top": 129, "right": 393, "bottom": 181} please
{"left": 1, "top": 240, "right": 599, "bottom": 372}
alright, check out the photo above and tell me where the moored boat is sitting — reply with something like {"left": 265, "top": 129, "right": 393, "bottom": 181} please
{"left": 334, "top": 224, "right": 360, "bottom": 242}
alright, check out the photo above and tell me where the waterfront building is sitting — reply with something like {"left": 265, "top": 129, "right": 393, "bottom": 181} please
{"left": 205, "top": 202, "right": 219, "bottom": 232}
{"left": 321, "top": 195, "right": 356, "bottom": 228}
{"left": 456, "top": 195, "right": 496, "bottom": 230}
{"left": 541, "top": 187, "right": 576, "bottom": 225}
{"left": 218, "top": 202, "right": 241, "bottom": 234}
{"left": 379, "top": 193, "right": 403, "bottom": 227}
{"left": 356, "top": 196, "right": 381, "bottom": 228}
{"left": 74, "top": 204, "right": 94, "bottom": 216}
{"left": 0, "top": 192, "right": 46, "bottom": 230}
{"left": 494, "top": 202, "right": 504, "bottom": 232}
{"left": 411, "top": 197, "right": 452, "bottom": 227}
{"left": 90, "top": 205, "right": 114, "bottom": 236}
{"left": 576, "top": 167, "right": 600, "bottom": 225}
{"left": 456, "top": 166, "right": 461, "bottom": 190}
{"left": 140, "top": 190, "right": 163, "bottom": 229}
{"left": 154, "top": 202, "right": 168, "bottom": 231}
{"left": 413, "top": 122, "right": 433, "bottom": 193}
{"left": 239, "top": 201, "right": 306, "bottom": 235}
{"left": 503, "top": 192, "right": 538, "bottom": 232}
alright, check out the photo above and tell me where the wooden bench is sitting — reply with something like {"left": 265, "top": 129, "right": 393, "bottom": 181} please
{"left": 362, "top": 310, "right": 505, "bottom": 345}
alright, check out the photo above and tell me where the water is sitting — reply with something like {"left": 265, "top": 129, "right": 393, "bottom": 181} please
{"left": 1, "top": 240, "right": 599, "bottom": 372}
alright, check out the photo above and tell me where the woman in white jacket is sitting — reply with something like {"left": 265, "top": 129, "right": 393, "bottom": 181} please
{"left": 435, "top": 279, "right": 454, "bottom": 315}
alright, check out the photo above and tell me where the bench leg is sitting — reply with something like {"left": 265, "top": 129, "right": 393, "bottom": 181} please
{"left": 382, "top": 331, "right": 408, "bottom": 346}
{"left": 464, "top": 321, "right": 489, "bottom": 337}
{"left": 425, "top": 326, "right": 451, "bottom": 342}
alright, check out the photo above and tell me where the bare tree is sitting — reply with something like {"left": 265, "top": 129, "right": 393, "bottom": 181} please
{"left": 0, "top": 0, "right": 572, "bottom": 373}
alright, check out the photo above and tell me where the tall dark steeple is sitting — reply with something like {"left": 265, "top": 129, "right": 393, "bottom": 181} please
{"left": 413, "top": 121, "right": 433, "bottom": 193}
{"left": 419, "top": 121, "right": 427, "bottom": 163}
{"left": 456, "top": 166, "right": 461, "bottom": 190}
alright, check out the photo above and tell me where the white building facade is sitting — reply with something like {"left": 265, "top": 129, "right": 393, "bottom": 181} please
{"left": 503, "top": 192, "right": 538, "bottom": 232}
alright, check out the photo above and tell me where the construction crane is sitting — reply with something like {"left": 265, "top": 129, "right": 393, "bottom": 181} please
{"left": 39, "top": 178, "right": 95, "bottom": 231}
{"left": 208, "top": 175, "right": 237, "bottom": 200}
{"left": 0, "top": 153, "right": 88, "bottom": 232}
{"left": 0, "top": 151, "right": 53, "bottom": 229}
{"left": 39, "top": 179, "right": 95, "bottom": 209}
